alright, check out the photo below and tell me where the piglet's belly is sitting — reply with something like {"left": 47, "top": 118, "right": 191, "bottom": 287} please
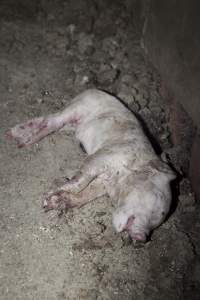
{"left": 76, "top": 117, "right": 127, "bottom": 155}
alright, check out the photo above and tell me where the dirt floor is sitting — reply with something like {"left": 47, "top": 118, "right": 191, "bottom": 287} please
{"left": 0, "top": 1, "right": 200, "bottom": 299}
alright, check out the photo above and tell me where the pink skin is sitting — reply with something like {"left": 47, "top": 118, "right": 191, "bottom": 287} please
{"left": 5, "top": 117, "right": 50, "bottom": 148}
{"left": 43, "top": 175, "right": 106, "bottom": 214}
{"left": 5, "top": 117, "right": 147, "bottom": 242}
{"left": 43, "top": 190, "right": 75, "bottom": 212}
{"left": 68, "top": 116, "right": 81, "bottom": 127}
{"left": 5, "top": 90, "right": 175, "bottom": 243}
{"left": 123, "top": 216, "right": 147, "bottom": 242}
{"left": 5, "top": 114, "right": 82, "bottom": 148}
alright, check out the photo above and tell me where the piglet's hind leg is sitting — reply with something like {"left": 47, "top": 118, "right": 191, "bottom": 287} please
{"left": 5, "top": 115, "right": 65, "bottom": 148}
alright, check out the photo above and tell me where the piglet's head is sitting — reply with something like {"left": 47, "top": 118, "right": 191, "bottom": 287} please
{"left": 112, "top": 210, "right": 148, "bottom": 243}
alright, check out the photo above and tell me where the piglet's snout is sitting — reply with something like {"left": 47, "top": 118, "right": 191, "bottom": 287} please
{"left": 128, "top": 231, "right": 147, "bottom": 243}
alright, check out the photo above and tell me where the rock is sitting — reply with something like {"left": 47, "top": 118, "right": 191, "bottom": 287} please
{"left": 128, "top": 101, "right": 140, "bottom": 113}
{"left": 97, "top": 66, "right": 118, "bottom": 86}
{"left": 179, "top": 194, "right": 196, "bottom": 208}
{"left": 160, "top": 131, "right": 170, "bottom": 141}
{"left": 111, "top": 52, "right": 128, "bottom": 67}
{"left": 150, "top": 105, "right": 163, "bottom": 117}
{"left": 36, "top": 97, "right": 43, "bottom": 104}
{"left": 67, "top": 24, "right": 76, "bottom": 39}
{"left": 118, "top": 91, "right": 132, "bottom": 104}
{"left": 135, "top": 93, "right": 148, "bottom": 109}
{"left": 42, "top": 90, "right": 50, "bottom": 96}
{"left": 74, "top": 70, "right": 95, "bottom": 87}
{"left": 117, "top": 91, "right": 139, "bottom": 112}
{"left": 139, "top": 107, "right": 152, "bottom": 120}
{"left": 102, "top": 37, "right": 119, "bottom": 57}
{"left": 120, "top": 74, "right": 133, "bottom": 86}
{"left": 179, "top": 178, "right": 194, "bottom": 195}
{"left": 78, "top": 32, "right": 94, "bottom": 55}
{"left": 65, "top": 72, "right": 75, "bottom": 88}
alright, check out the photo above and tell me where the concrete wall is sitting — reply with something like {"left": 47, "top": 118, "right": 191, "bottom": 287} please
{"left": 141, "top": 0, "right": 200, "bottom": 200}
{"left": 142, "top": 0, "right": 200, "bottom": 128}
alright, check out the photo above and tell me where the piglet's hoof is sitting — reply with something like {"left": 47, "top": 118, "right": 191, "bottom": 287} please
{"left": 43, "top": 190, "right": 74, "bottom": 212}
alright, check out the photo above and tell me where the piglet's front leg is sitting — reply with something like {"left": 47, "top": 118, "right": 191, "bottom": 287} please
{"left": 59, "top": 152, "right": 107, "bottom": 194}
{"left": 43, "top": 176, "right": 107, "bottom": 213}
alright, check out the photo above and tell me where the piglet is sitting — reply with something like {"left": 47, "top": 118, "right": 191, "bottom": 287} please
{"left": 6, "top": 89, "right": 176, "bottom": 242}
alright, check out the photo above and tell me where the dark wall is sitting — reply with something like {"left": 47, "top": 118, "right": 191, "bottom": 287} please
{"left": 142, "top": 0, "right": 200, "bottom": 128}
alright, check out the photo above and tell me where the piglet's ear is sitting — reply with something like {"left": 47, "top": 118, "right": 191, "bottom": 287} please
{"left": 124, "top": 215, "right": 135, "bottom": 230}
{"left": 124, "top": 216, "right": 147, "bottom": 242}
{"left": 113, "top": 211, "right": 134, "bottom": 232}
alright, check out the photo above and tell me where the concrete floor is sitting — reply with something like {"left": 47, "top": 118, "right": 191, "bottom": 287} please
{"left": 0, "top": 1, "right": 200, "bottom": 299}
